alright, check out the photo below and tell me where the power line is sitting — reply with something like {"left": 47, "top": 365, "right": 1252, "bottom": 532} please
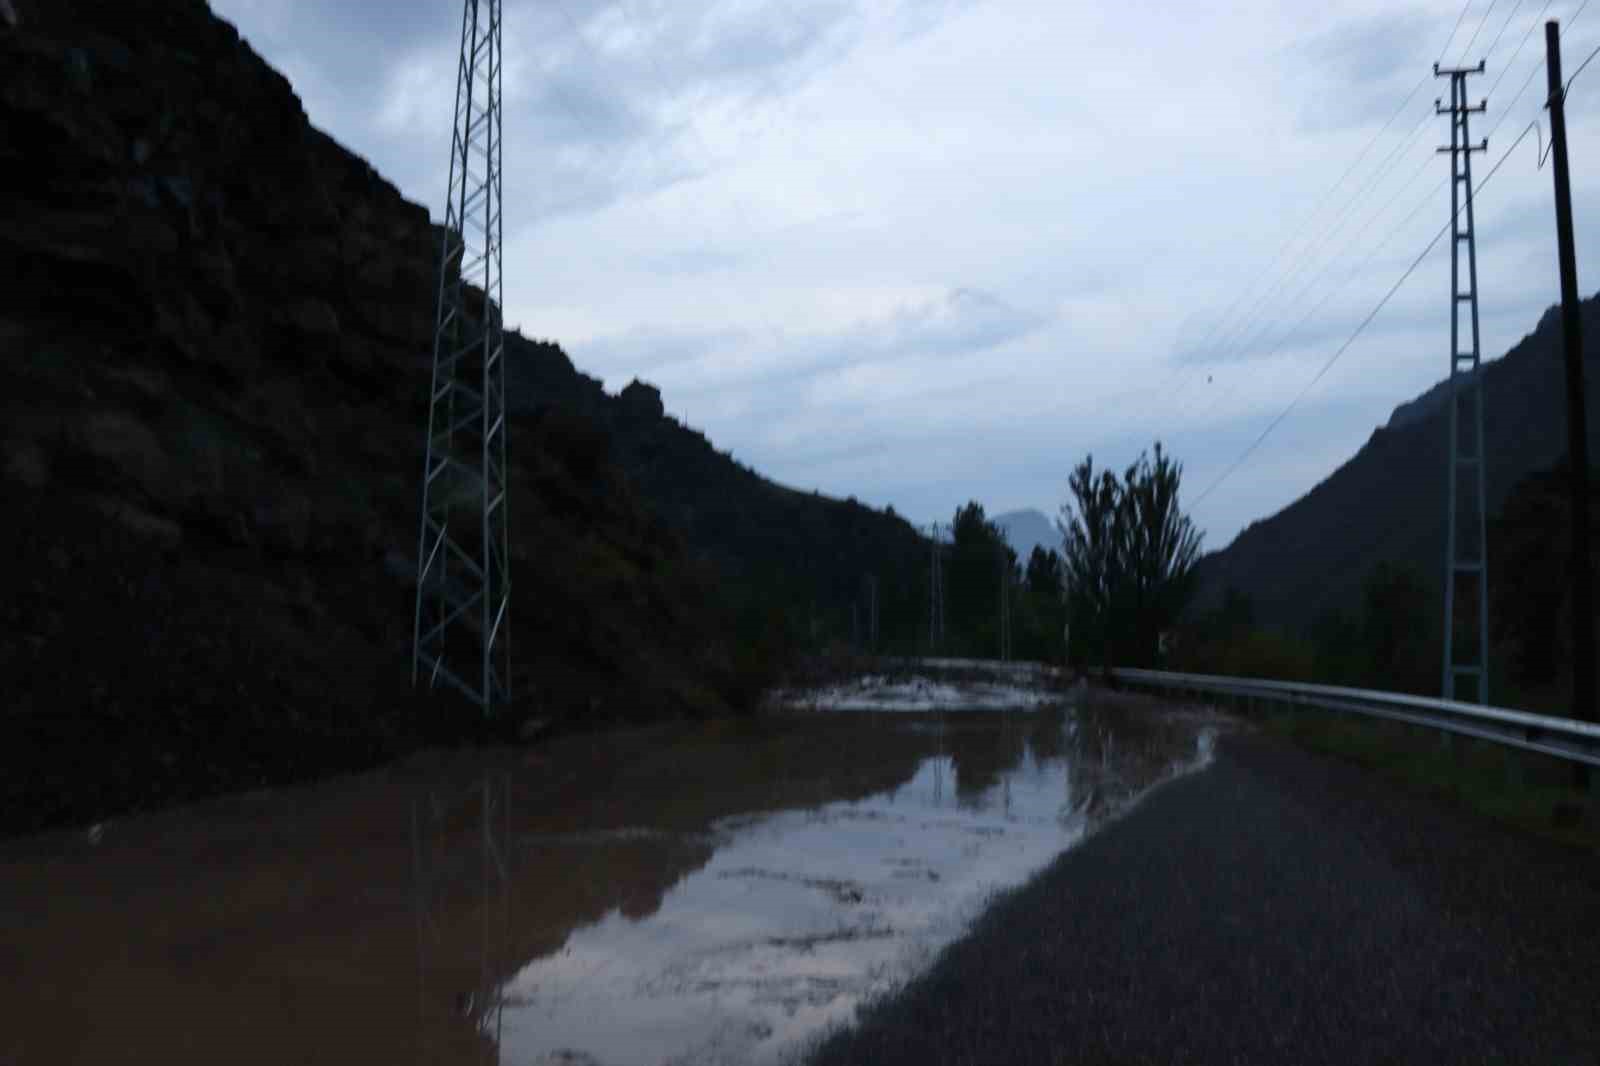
{"left": 1180, "top": 76, "right": 1432, "bottom": 370}
{"left": 1439, "top": 0, "right": 1479, "bottom": 63}
{"left": 1518, "top": 12, "right": 1600, "bottom": 164}
{"left": 1566, "top": 40, "right": 1600, "bottom": 91}
{"left": 1209, "top": 105, "right": 1436, "bottom": 373}
{"left": 1575, "top": 0, "right": 1598, "bottom": 33}
{"left": 1161, "top": 3, "right": 1498, "bottom": 411}
{"left": 1188, "top": 119, "right": 1543, "bottom": 510}
{"left": 1481, "top": 0, "right": 1527, "bottom": 66}
{"left": 1127, "top": 87, "right": 1427, "bottom": 412}
{"left": 1180, "top": 1, "right": 1580, "bottom": 484}
{"left": 1172, "top": 105, "right": 1441, "bottom": 425}
{"left": 1458, "top": 0, "right": 1503, "bottom": 64}
{"left": 1178, "top": 147, "right": 1443, "bottom": 433}
{"left": 1490, "top": 51, "right": 1550, "bottom": 141}
{"left": 1485, "top": 0, "right": 1559, "bottom": 100}
{"left": 1158, "top": 88, "right": 1438, "bottom": 413}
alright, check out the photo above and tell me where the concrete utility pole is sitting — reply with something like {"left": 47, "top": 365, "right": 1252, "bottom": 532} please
{"left": 413, "top": 0, "right": 511, "bottom": 713}
{"left": 1545, "top": 20, "right": 1595, "bottom": 787}
{"left": 1435, "top": 58, "right": 1490, "bottom": 705}
{"left": 863, "top": 574, "right": 879, "bottom": 652}
{"left": 998, "top": 547, "right": 1012, "bottom": 663}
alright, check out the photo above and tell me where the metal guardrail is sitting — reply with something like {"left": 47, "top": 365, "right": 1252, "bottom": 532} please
{"left": 1112, "top": 667, "right": 1600, "bottom": 769}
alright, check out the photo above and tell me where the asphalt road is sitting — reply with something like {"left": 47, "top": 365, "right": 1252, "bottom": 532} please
{"left": 806, "top": 730, "right": 1600, "bottom": 1065}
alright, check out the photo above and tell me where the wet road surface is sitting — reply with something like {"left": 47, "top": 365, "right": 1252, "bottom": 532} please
{"left": 805, "top": 727, "right": 1600, "bottom": 1066}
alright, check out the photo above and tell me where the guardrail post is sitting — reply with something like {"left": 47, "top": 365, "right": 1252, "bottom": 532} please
{"left": 1503, "top": 745, "right": 1524, "bottom": 792}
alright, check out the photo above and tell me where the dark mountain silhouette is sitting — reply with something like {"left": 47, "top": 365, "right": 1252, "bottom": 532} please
{"left": 500, "top": 334, "right": 934, "bottom": 650}
{"left": 0, "top": 0, "right": 923, "bottom": 835}
{"left": 1192, "top": 295, "right": 1600, "bottom": 636}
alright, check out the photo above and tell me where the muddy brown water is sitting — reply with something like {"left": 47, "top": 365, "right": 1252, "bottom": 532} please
{"left": 0, "top": 681, "right": 1224, "bottom": 1066}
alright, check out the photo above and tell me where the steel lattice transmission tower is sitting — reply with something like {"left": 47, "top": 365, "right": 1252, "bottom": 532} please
{"left": 413, "top": 0, "right": 510, "bottom": 713}
{"left": 928, "top": 522, "right": 946, "bottom": 650}
{"left": 1435, "top": 60, "right": 1489, "bottom": 704}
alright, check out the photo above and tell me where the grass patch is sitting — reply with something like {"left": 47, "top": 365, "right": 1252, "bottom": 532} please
{"left": 1264, "top": 710, "right": 1599, "bottom": 853}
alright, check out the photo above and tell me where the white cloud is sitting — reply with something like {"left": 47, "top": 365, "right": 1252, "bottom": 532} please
{"left": 211, "top": 0, "right": 1600, "bottom": 547}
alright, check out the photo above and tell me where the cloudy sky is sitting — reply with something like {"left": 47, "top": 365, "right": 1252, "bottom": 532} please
{"left": 213, "top": 0, "right": 1600, "bottom": 549}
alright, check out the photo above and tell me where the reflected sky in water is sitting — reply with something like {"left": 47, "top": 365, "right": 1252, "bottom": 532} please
{"left": 500, "top": 711, "right": 1213, "bottom": 1066}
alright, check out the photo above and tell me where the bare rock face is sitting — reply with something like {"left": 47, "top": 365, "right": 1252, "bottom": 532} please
{"left": 617, "top": 379, "right": 665, "bottom": 422}
{"left": 72, "top": 411, "right": 175, "bottom": 507}
{"left": 0, "top": 0, "right": 749, "bottom": 840}
{"left": 252, "top": 489, "right": 312, "bottom": 556}
{"left": 4, "top": 439, "right": 49, "bottom": 489}
{"left": 89, "top": 493, "right": 183, "bottom": 549}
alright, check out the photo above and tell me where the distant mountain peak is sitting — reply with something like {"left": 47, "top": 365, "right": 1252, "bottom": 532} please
{"left": 994, "top": 508, "right": 1059, "bottom": 559}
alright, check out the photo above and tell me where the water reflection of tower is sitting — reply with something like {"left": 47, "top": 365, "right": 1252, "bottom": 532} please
{"left": 1002, "top": 705, "right": 1013, "bottom": 818}
{"left": 411, "top": 773, "right": 512, "bottom": 1066}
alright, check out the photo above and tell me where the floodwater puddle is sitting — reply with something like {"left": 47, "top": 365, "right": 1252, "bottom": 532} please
{"left": 0, "top": 670, "right": 1221, "bottom": 1066}
{"left": 497, "top": 686, "right": 1220, "bottom": 1066}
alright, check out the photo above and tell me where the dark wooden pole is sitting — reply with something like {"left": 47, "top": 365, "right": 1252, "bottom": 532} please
{"left": 1545, "top": 20, "right": 1595, "bottom": 789}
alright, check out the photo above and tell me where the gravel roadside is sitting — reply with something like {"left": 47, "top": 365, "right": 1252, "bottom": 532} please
{"left": 805, "top": 729, "right": 1600, "bottom": 1065}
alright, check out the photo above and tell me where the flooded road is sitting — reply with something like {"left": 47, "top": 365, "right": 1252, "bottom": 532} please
{"left": 0, "top": 666, "right": 1222, "bottom": 1066}
{"left": 501, "top": 704, "right": 1215, "bottom": 1066}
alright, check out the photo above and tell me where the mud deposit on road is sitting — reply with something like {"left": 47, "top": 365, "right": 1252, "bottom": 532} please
{"left": 0, "top": 675, "right": 1221, "bottom": 1066}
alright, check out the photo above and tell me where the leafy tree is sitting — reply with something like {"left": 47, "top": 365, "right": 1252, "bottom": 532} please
{"left": 1019, "top": 546, "right": 1068, "bottom": 663}
{"left": 1117, "top": 443, "right": 1204, "bottom": 665}
{"left": 1025, "top": 546, "right": 1064, "bottom": 601}
{"left": 1059, "top": 443, "right": 1203, "bottom": 670}
{"left": 947, "top": 501, "right": 1015, "bottom": 656}
{"left": 1059, "top": 457, "right": 1122, "bottom": 668}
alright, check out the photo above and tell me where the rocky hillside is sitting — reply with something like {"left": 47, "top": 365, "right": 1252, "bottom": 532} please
{"left": 502, "top": 338, "right": 938, "bottom": 655}
{"left": 0, "top": 0, "right": 754, "bottom": 836}
{"left": 1192, "top": 293, "right": 1600, "bottom": 635}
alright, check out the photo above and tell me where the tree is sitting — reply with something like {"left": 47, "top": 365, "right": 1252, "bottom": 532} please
{"left": 947, "top": 501, "right": 1015, "bottom": 655}
{"left": 1025, "top": 546, "right": 1064, "bottom": 602}
{"left": 1059, "top": 443, "right": 1204, "bottom": 670}
{"left": 1021, "top": 546, "right": 1068, "bottom": 662}
{"left": 1118, "top": 443, "right": 1204, "bottom": 666}
{"left": 1059, "top": 457, "right": 1121, "bottom": 668}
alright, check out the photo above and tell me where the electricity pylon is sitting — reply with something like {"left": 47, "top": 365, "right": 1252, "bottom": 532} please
{"left": 928, "top": 523, "right": 945, "bottom": 651}
{"left": 413, "top": 0, "right": 510, "bottom": 713}
{"left": 1435, "top": 59, "right": 1489, "bottom": 704}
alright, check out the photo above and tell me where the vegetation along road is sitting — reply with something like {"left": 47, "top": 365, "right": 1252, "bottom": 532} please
{"left": 807, "top": 725, "right": 1600, "bottom": 1066}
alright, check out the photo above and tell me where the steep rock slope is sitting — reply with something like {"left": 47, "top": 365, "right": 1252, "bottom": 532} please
{"left": 0, "top": 0, "right": 746, "bottom": 836}
{"left": 502, "top": 335, "right": 938, "bottom": 652}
